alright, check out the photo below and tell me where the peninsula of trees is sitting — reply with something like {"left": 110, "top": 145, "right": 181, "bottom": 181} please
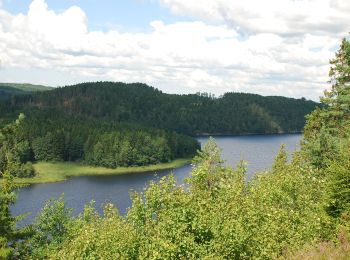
{"left": 0, "top": 81, "right": 318, "bottom": 179}
{"left": 0, "top": 114, "right": 200, "bottom": 178}
{"left": 0, "top": 82, "right": 317, "bottom": 179}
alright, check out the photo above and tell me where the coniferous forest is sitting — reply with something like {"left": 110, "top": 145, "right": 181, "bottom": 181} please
{"left": 0, "top": 114, "right": 200, "bottom": 178}
{"left": 0, "top": 82, "right": 318, "bottom": 135}
{"left": 0, "top": 80, "right": 317, "bottom": 178}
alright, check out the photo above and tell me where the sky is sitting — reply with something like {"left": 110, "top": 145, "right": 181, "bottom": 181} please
{"left": 0, "top": 0, "right": 349, "bottom": 101}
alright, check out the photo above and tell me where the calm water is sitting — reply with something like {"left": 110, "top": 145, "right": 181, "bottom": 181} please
{"left": 12, "top": 134, "right": 301, "bottom": 226}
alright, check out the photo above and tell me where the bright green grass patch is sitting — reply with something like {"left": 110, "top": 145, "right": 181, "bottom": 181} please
{"left": 4, "top": 158, "right": 191, "bottom": 185}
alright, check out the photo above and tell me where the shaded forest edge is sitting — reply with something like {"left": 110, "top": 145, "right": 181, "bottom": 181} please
{"left": 0, "top": 38, "right": 350, "bottom": 258}
{"left": 0, "top": 114, "right": 200, "bottom": 179}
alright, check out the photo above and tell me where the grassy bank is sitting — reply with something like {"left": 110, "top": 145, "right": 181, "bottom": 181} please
{"left": 4, "top": 158, "right": 191, "bottom": 185}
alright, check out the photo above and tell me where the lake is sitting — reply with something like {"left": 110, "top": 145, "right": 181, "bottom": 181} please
{"left": 12, "top": 134, "right": 301, "bottom": 226}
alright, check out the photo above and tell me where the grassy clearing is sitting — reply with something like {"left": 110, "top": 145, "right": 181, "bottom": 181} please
{"left": 284, "top": 232, "right": 350, "bottom": 260}
{"left": 4, "top": 158, "right": 191, "bottom": 185}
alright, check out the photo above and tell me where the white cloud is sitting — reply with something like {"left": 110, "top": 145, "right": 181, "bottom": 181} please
{"left": 0, "top": 0, "right": 347, "bottom": 100}
{"left": 158, "top": 0, "right": 349, "bottom": 36}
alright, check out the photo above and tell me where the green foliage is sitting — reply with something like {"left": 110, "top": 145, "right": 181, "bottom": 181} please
{"left": 325, "top": 37, "right": 350, "bottom": 106}
{"left": 0, "top": 113, "right": 199, "bottom": 171}
{"left": 0, "top": 83, "right": 51, "bottom": 101}
{"left": 27, "top": 119, "right": 199, "bottom": 168}
{"left": 52, "top": 204, "right": 139, "bottom": 259}
{"left": 0, "top": 114, "right": 35, "bottom": 178}
{"left": 324, "top": 141, "right": 350, "bottom": 218}
{"left": 0, "top": 171, "right": 32, "bottom": 259}
{"left": 0, "top": 172, "right": 16, "bottom": 258}
{"left": 0, "top": 83, "right": 51, "bottom": 93}
{"left": 303, "top": 37, "right": 350, "bottom": 221}
{"left": 189, "top": 137, "right": 227, "bottom": 192}
{"left": 23, "top": 196, "right": 73, "bottom": 259}
{"left": 32, "top": 131, "right": 65, "bottom": 162}
{"left": 272, "top": 144, "right": 287, "bottom": 172}
{"left": 0, "top": 80, "right": 316, "bottom": 170}
{"left": 84, "top": 131, "right": 173, "bottom": 167}
{"left": 1, "top": 81, "right": 318, "bottom": 135}
{"left": 304, "top": 37, "right": 350, "bottom": 143}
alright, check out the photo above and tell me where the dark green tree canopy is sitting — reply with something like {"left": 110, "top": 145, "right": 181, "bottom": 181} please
{"left": 0, "top": 81, "right": 318, "bottom": 135}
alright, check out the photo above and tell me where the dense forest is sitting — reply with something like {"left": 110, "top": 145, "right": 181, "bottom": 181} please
{"left": 0, "top": 81, "right": 318, "bottom": 135}
{"left": 0, "top": 38, "right": 349, "bottom": 259}
{"left": 0, "top": 76, "right": 317, "bottom": 178}
{"left": 0, "top": 115, "right": 200, "bottom": 177}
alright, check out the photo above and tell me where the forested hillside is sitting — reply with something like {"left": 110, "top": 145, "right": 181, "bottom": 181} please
{"left": 0, "top": 82, "right": 318, "bottom": 135}
{"left": 0, "top": 80, "right": 318, "bottom": 180}
{"left": 0, "top": 83, "right": 52, "bottom": 100}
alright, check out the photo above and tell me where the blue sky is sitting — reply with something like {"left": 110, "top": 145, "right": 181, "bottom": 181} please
{"left": 0, "top": 0, "right": 348, "bottom": 100}
{"left": 2, "top": 0, "right": 190, "bottom": 32}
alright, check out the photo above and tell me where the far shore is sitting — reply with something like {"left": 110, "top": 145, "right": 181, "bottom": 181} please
{"left": 2, "top": 158, "right": 192, "bottom": 186}
{"left": 196, "top": 131, "right": 302, "bottom": 137}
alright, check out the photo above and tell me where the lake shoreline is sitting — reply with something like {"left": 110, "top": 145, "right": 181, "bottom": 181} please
{"left": 4, "top": 158, "right": 192, "bottom": 186}
{"left": 196, "top": 132, "right": 302, "bottom": 137}
{"left": 11, "top": 134, "right": 302, "bottom": 227}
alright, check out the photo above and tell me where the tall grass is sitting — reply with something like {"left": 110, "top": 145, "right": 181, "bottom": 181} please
{"left": 2, "top": 158, "right": 191, "bottom": 185}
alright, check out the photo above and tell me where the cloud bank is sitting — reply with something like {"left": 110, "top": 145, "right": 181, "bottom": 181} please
{"left": 0, "top": 0, "right": 348, "bottom": 100}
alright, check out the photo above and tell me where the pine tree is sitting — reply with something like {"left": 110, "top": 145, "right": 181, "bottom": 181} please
{"left": 327, "top": 38, "right": 350, "bottom": 101}
{"left": 322, "top": 37, "right": 350, "bottom": 134}
{"left": 272, "top": 144, "right": 287, "bottom": 172}
{"left": 304, "top": 36, "right": 350, "bottom": 218}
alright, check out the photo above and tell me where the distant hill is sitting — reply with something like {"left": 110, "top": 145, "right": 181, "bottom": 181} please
{"left": 0, "top": 83, "right": 52, "bottom": 100}
{"left": 0, "top": 81, "right": 319, "bottom": 135}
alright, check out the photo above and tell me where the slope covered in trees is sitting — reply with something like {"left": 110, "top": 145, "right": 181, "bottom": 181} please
{"left": 0, "top": 83, "right": 52, "bottom": 100}
{"left": 0, "top": 81, "right": 318, "bottom": 135}
{"left": 0, "top": 80, "right": 317, "bottom": 176}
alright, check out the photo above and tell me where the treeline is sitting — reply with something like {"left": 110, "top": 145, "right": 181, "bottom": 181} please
{"left": 0, "top": 81, "right": 318, "bottom": 135}
{"left": 28, "top": 119, "right": 199, "bottom": 168}
{"left": 0, "top": 76, "right": 317, "bottom": 177}
{"left": 0, "top": 115, "right": 200, "bottom": 178}
{"left": 1, "top": 37, "right": 350, "bottom": 259}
